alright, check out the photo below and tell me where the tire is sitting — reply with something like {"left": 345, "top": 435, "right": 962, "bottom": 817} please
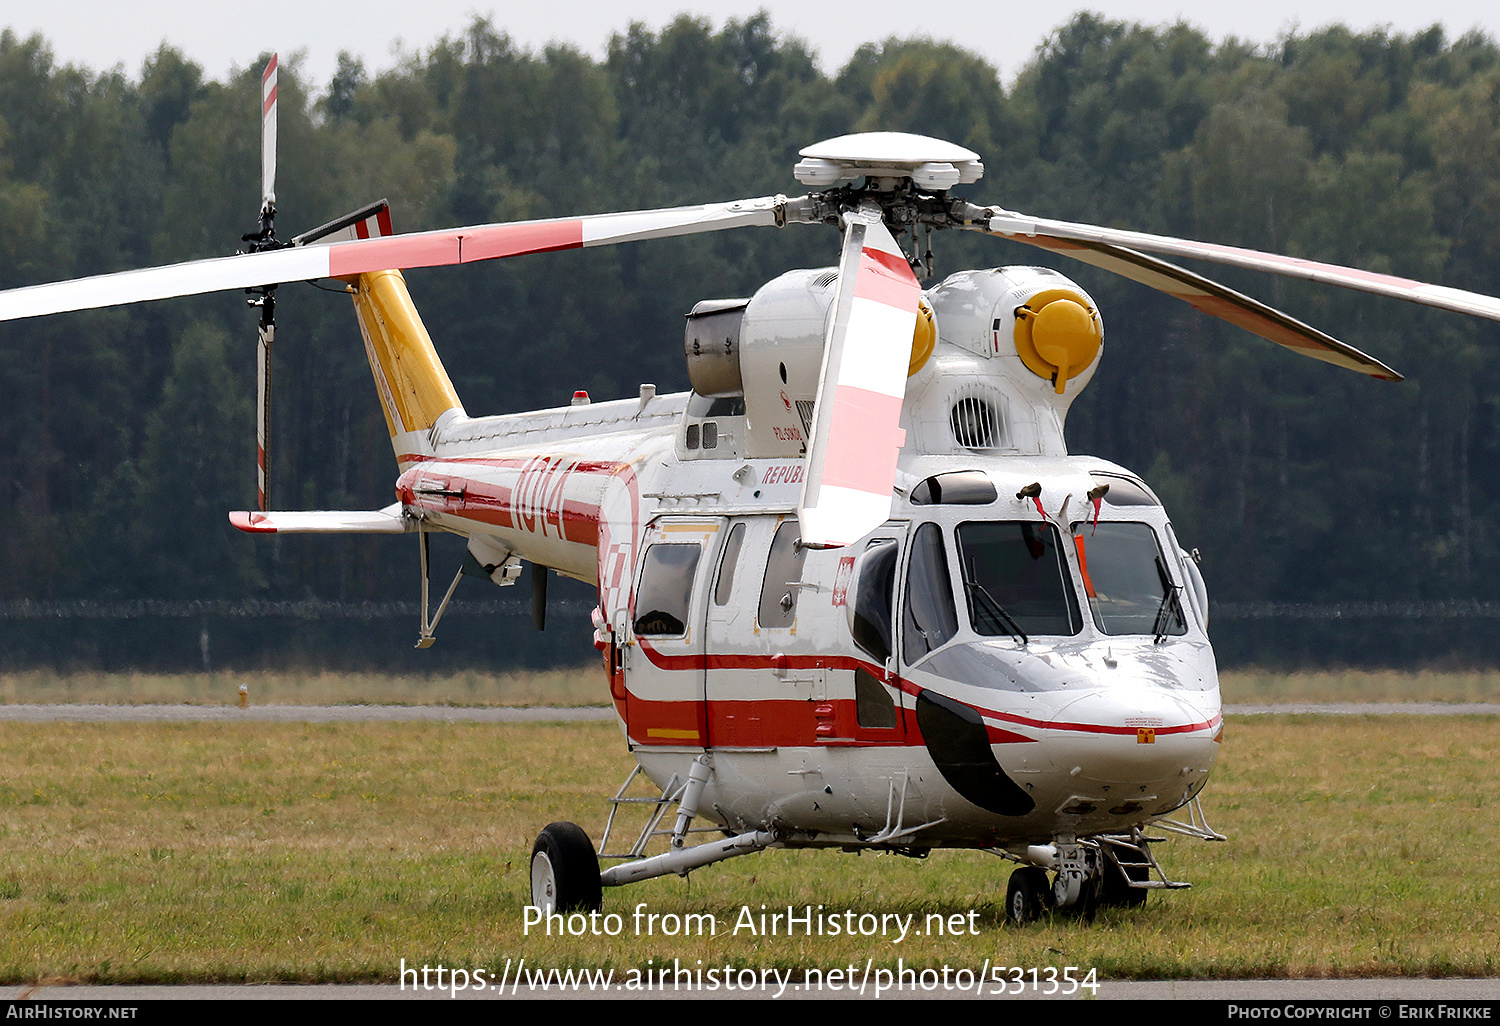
{"left": 1005, "top": 866, "right": 1050, "bottom": 926}
{"left": 530, "top": 821, "right": 602, "bottom": 913}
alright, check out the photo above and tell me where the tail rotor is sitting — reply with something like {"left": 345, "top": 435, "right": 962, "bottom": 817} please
{"left": 246, "top": 53, "right": 279, "bottom": 512}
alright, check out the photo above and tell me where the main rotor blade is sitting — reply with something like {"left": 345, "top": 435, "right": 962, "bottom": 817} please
{"left": 798, "top": 206, "right": 921, "bottom": 549}
{"left": 976, "top": 228, "right": 1403, "bottom": 381}
{"left": 983, "top": 207, "right": 1500, "bottom": 327}
{"left": 0, "top": 197, "right": 785, "bottom": 324}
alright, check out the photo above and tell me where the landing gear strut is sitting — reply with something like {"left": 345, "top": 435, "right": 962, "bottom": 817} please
{"left": 1003, "top": 824, "right": 1207, "bottom": 924}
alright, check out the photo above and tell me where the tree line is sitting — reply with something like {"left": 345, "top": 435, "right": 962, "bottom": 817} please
{"left": 0, "top": 13, "right": 1498, "bottom": 667}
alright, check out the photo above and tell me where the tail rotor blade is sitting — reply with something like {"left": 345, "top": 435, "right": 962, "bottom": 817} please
{"left": 256, "top": 299, "right": 273, "bottom": 511}
{"left": 261, "top": 53, "right": 278, "bottom": 217}
{"left": 798, "top": 206, "right": 921, "bottom": 549}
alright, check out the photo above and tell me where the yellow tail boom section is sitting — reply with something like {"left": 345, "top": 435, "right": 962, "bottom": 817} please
{"left": 346, "top": 269, "right": 464, "bottom": 459}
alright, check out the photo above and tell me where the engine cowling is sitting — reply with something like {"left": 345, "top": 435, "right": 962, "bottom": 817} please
{"left": 683, "top": 264, "right": 1105, "bottom": 460}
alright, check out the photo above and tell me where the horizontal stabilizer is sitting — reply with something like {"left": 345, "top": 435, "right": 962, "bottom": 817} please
{"left": 292, "top": 199, "right": 394, "bottom": 247}
{"left": 229, "top": 502, "right": 412, "bottom": 535}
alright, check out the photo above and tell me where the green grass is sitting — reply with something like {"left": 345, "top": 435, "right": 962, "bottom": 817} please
{"left": 1, "top": 713, "right": 1498, "bottom": 983}
{"left": 1221, "top": 668, "right": 1500, "bottom": 704}
{"left": 0, "top": 667, "right": 607, "bottom": 707}
{"left": 4, "top": 666, "right": 1499, "bottom": 707}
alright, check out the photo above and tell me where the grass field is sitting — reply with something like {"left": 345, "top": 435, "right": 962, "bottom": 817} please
{"left": 4, "top": 665, "right": 1500, "bottom": 707}
{"left": 0, "top": 667, "right": 606, "bottom": 708}
{"left": 1, "top": 698, "right": 1498, "bottom": 984}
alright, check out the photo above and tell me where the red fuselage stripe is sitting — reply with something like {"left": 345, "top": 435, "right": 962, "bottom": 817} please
{"left": 396, "top": 456, "right": 631, "bottom": 547}
{"left": 635, "top": 640, "right": 1220, "bottom": 739}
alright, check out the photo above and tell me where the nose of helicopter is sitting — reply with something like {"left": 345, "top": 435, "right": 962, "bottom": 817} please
{"left": 1041, "top": 683, "right": 1220, "bottom": 806}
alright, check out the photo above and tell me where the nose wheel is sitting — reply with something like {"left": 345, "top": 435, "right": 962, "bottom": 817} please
{"left": 1005, "top": 866, "right": 1052, "bottom": 925}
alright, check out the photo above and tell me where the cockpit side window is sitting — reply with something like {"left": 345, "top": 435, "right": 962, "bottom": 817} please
{"left": 850, "top": 538, "right": 899, "bottom": 664}
{"left": 956, "top": 521, "right": 1082, "bottom": 637}
{"left": 903, "top": 523, "right": 960, "bottom": 663}
{"left": 1072, "top": 522, "right": 1187, "bottom": 637}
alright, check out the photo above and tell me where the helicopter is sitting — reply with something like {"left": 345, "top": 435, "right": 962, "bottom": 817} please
{"left": 3, "top": 57, "right": 1500, "bottom": 926}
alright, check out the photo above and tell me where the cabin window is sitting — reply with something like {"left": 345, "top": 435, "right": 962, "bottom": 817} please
{"left": 855, "top": 666, "right": 898, "bottom": 728}
{"left": 850, "top": 538, "right": 899, "bottom": 663}
{"left": 757, "top": 521, "right": 806, "bottom": 628}
{"left": 1072, "top": 522, "right": 1186, "bottom": 637}
{"left": 1089, "top": 474, "right": 1158, "bottom": 507}
{"left": 633, "top": 543, "right": 701, "bottom": 636}
{"left": 956, "top": 521, "right": 1082, "bottom": 637}
{"left": 910, "top": 471, "right": 997, "bottom": 505}
{"left": 903, "top": 522, "right": 960, "bottom": 662}
{"left": 713, "top": 522, "right": 746, "bottom": 606}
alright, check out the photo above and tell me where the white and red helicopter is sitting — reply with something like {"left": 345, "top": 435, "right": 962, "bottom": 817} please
{"left": 3, "top": 56, "right": 1500, "bottom": 924}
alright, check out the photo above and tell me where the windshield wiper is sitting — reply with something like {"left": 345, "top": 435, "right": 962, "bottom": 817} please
{"left": 965, "top": 581, "right": 1029, "bottom": 645}
{"left": 1151, "top": 556, "right": 1184, "bottom": 644}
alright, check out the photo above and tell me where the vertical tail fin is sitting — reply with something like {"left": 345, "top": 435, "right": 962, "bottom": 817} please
{"left": 347, "top": 269, "right": 464, "bottom": 463}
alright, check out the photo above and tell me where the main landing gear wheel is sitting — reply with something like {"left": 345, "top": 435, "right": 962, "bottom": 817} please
{"left": 530, "top": 821, "right": 602, "bottom": 913}
{"left": 1005, "top": 866, "right": 1051, "bottom": 926}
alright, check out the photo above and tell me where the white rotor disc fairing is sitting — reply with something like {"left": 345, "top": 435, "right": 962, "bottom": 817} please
{"left": 795, "top": 132, "right": 985, "bottom": 188}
